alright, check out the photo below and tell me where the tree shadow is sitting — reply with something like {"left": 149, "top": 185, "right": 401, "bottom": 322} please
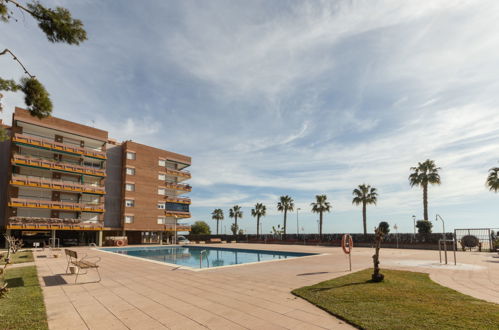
{"left": 42, "top": 275, "right": 68, "bottom": 286}
{"left": 297, "top": 272, "right": 330, "bottom": 276}
{"left": 6, "top": 277, "right": 24, "bottom": 288}
{"left": 311, "top": 280, "right": 374, "bottom": 292}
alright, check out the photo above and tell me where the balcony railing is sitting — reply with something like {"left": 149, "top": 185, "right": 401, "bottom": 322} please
{"left": 163, "top": 223, "right": 191, "bottom": 231}
{"left": 9, "top": 198, "right": 105, "bottom": 213}
{"left": 164, "top": 210, "right": 191, "bottom": 218}
{"left": 164, "top": 182, "right": 192, "bottom": 192}
{"left": 164, "top": 168, "right": 191, "bottom": 179}
{"left": 165, "top": 196, "right": 191, "bottom": 204}
{"left": 12, "top": 154, "right": 106, "bottom": 177}
{"left": 10, "top": 174, "right": 105, "bottom": 195}
{"left": 8, "top": 216, "right": 103, "bottom": 229}
{"left": 13, "top": 133, "right": 106, "bottom": 160}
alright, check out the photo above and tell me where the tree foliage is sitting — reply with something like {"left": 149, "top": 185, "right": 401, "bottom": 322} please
{"left": 352, "top": 184, "right": 377, "bottom": 235}
{"left": 229, "top": 205, "right": 243, "bottom": 234}
{"left": 211, "top": 208, "right": 224, "bottom": 235}
{"left": 311, "top": 194, "right": 331, "bottom": 240}
{"left": 251, "top": 203, "right": 266, "bottom": 238}
{"left": 486, "top": 167, "right": 499, "bottom": 193}
{"left": 190, "top": 221, "right": 211, "bottom": 235}
{"left": 277, "top": 195, "right": 294, "bottom": 238}
{"left": 409, "top": 159, "right": 441, "bottom": 220}
{"left": 378, "top": 221, "right": 390, "bottom": 235}
{"left": 416, "top": 220, "right": 433, "bottom": 234}
{"left": 0, "top": 0, "right": 87, "bottom": 139}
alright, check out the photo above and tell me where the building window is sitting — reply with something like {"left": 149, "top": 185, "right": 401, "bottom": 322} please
{"left": 159, "top": 159, "right": 166, "bottom": 167}
{"left": 126, "top": 167, "right": 135, "bottom": 175}
{"left": 157, "top": 217, "right": 165, "bottom": 224}
{"left": 126, "top": 152, "right": 136, "bottom": 160}
{"left": 124, "top": 215, "right": 134, "bottom": 224}
{"left": 157, "top": 203, "right": 165, "bottom": 209}
{"left": 158, "top": 173, "right": 166, "bottom": 181}
{"left": 125, "top": 183, "right": 135, "bottom": 191}
{"left": 125, "top": 200, "right": 134, "bottom": 207}
{"left": 158, "top": 188, "right": 166, "bottom": 195}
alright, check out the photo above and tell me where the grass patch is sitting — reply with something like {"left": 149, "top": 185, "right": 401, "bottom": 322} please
{"left": 0, "top": 266, "right": 48, "bottom": 330}
{"left": 0, "top": 250, "right": 34, "bottom": 265}
{"left": 292, "top": 269, "right": 499, "bottom": 330}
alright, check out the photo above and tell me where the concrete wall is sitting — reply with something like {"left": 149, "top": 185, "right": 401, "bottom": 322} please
{"left": 0, "top": 133, "right": 11, "bottom": 227}
{"left": 104, "top": 144, "right": 123, "bottom": 228}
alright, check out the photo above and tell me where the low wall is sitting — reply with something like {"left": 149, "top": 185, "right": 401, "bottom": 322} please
{"left": 187, "top": 233, "right": 457, "bottom": 251}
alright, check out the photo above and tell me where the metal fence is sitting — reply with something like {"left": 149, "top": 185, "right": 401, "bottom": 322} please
{"left": 454, "top": 228, "right": 497, "bottom": 252}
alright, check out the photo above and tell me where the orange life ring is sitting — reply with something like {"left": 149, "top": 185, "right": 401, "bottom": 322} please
{"left": 341, "top": 234, "right": 353, "bottom": 254}
{"left": 116, "top": 239, "right": 125, "bottom": 247}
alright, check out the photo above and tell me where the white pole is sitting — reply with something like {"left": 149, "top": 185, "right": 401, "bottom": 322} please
{"left": 296, "top": 208, "right": 301, "bottom": 236}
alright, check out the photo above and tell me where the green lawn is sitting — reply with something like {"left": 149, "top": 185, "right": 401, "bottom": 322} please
{"left": 0, "top": 250, "right": 34, "bottom": 265}
{"left": 292, "top": 269, "right": 499, "bottom": 330}
{"left": 0, "top": 266, "right": 48, "bottom": 330}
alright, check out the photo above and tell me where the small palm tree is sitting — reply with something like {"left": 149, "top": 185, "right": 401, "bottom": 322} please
{"left": 211, "top": 209, "right": 224, "bottom": 235}
{"left": 311, "top": 195, "right": 331, "bottom": 240}
{"left": 229, "top": 205, "right": 243, "bottom": 234}
{"left": 409, "top": 159, "right": 441, "bottom": 220}
{"left": 486, "top": 167, "right": 499, "bottom": 192}
{"left": 277, "top": 195, "right": 294, "bottom": 239}
{"left": 352, "top": 184, "right": 378, "bottom": 235}
{"left": 251, "top": 203, "right": 266, "bottom": 238}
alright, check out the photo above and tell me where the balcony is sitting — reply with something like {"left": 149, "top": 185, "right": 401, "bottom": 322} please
{"left": 10, "top": 174, "right": 105, "bottom": 195}
{"left": 7, "top": 216, "right": 103, "bottom": 230}
{"left": 165, "top": 196, "right": 191, "bottom": 204}
{"left": 165, "top": 168, "right": 191, "bottom": 180}
{"left": 13, "top": 133, "right": 106, "bottom": 160}
{"left": 12, "top": 154, "right": 106, "bottom": 177}
{"left": 164, "top": 210, "right": 191, "bottom": 218}
{"left": 9, "top": 198, "right": 105, "bottom": 213}
{"left": 163, "top": 223, "right": 191, "bottom": 231}
{"left": 164, "top": 182, "right": 192, "bottom": 192}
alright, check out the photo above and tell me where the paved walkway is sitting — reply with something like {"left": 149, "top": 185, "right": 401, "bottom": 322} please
{"left": 33, "top": 244, "right": 499, "bottom": 330}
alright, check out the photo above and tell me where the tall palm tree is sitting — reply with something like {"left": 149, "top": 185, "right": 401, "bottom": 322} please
{"left": 487, "top": 167, "right": 499, "bottom": 193}
{"left": 251, "top": 203, "right": 266, "bottom": 238}
{"left": 311, "top": 195, "right": 331, "bottom": 240}
{"left": 277, "top": 195, "right": 294, "bottom": 239}
{"left": 352, "top": 184, "right": 378, "bottom": 235}
{"left": 409, "top": 159, "right": 441, "bottom": 221}
{"left": 229, "top": 205, "right": 243, "bottom": 234}
{"left": 211, "top": 209, "right": 224, "bottom": 235}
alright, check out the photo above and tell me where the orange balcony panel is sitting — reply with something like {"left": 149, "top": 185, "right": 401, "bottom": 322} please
{"left": 9, "top": 198, "right": 105, "bottom": 213}
{"left": 165, "top": 168, "right": 191, "bottom": 179}
{"left": 164, "top": 182, "right": 192, "bottom": 192}
{"left": 164, "top": 196, "right": 191, "bottom": 204}
{"left": 10, "top": 174, "right": 105, "bottom": 195}
{"left": 12, "top": 154, "right": 106, "bottom": 177}
{"left": 13, "top": 133, "right": 106, "bottom": 160}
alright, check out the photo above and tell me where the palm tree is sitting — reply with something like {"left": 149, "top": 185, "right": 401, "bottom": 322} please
{"left": 352, "top": 184, "right": 378, "bottom": 235}
{"left": 311, "top": 195, "right": 331, "bottom": 240}
{"left": 229, "top": 205, "right": 243, "bottom": 234}
{"left": 211, "top": 209, "right": 224, "bottom": 235}
{"left": 277, "top": 195, "right": 294, "bottom": 239}
{"left": 409, "top": 159, "right": 441, "bottom": 220}
{"left": 251, "top": 203, "right": 266, "bottom": 238}
{"left": 486, "top": 167, "right": 499, "bottom": 192}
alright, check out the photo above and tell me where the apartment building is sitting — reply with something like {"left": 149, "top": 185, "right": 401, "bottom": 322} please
{"left": 0, "top": 108, "right": 191, "bottom": 246}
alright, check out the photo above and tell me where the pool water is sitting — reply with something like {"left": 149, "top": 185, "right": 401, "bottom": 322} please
{"left": 100, "top": 246, "right": 316, "bottom": 269}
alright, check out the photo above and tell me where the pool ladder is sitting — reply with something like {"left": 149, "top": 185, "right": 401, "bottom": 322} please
{"left": 199, "top": 250, "right": 209, "bottom": 268}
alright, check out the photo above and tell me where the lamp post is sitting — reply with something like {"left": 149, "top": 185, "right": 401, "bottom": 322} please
{"left": 394, "top": 224, "right": 399, "bottom": 249}
{"left": 412, "top": 215, "right": 416, "bottom": 237}
{"left": 296, "top": 208, "right": 301, "bottom": 236}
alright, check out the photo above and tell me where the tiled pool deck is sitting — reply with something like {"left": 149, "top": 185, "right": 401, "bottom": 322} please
{"left": 34, "top": 244, "right": 499, "bottom": 329}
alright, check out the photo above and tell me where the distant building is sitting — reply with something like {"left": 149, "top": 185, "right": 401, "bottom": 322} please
{"left": 0, "top": 108, "right": 191, "bottom": 246}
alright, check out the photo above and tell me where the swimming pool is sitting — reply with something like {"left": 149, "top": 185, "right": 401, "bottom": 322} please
{"left": 99, "top": 246, "right": 317, "bottom": 269}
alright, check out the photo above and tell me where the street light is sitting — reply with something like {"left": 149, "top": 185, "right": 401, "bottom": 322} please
{"left": 296, "top": 208, "right": 301, "bottom": 236}
{"left": 394, "top": 224, "right": 399, "bottom": 249}
{"left": 412, "top": 215, "right": 416, "bottom": 237}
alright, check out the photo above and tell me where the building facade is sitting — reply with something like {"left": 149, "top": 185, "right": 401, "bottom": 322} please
{"left": 0, "top": 108, "right": 191, "bottom": 246}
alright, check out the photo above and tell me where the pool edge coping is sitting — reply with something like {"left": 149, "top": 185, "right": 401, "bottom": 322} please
{"left": 92, "top": 245, "right": 329, "bottom": 272}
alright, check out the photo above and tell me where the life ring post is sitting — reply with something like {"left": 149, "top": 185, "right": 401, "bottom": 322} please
{"left": 341, "top": 234, "right": 353, "bottom": 271}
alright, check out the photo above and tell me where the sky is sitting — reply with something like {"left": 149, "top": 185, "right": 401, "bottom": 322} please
{"left": 1, "top": 0, "right": 499, "bottom": 234}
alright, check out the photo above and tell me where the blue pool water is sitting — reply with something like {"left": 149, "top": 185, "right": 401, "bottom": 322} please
{"left": 100, "top": 246, "right": 316, "bottom": 269}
